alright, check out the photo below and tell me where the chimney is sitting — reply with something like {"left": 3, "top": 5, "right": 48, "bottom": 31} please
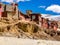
{"left": 26, "top": 10, "right": 32, "bottom": 16}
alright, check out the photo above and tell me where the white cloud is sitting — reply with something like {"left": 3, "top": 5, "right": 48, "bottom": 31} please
{"left": 1, "top": 0, "right": 30, "bottom": 3}
{"left": 17, "top": 0, "right": 30, "bottom": 2}
{"left": 1, "top": 0, "right": 13, "bottom": 3}
{"left": 38, "top": 6, "right": 46, "bottom": 8}
{"left": 46, "top": 5, "right": 60, "bottom": 13}
{"left": 41, "top": 14, "right": 60, "bottom": 21}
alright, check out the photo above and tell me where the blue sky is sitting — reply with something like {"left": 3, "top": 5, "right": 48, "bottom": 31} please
{"left": 0, "top": 0, "right": 60, "bottom": 15}
{"left": 18, "top": 0, "right": 60, "bottom": 15}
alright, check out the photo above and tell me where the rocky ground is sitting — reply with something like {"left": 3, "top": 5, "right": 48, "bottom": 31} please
{"left": 0, "top": 17, "right": 60, "bottom": 41}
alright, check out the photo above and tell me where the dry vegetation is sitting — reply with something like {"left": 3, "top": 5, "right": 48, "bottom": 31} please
{"left": 0, "top": 17, "right": 60, "bottom": 41}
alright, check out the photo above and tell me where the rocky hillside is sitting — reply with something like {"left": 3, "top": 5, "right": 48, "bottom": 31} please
{"left": 0, "top": 17, "right": 60, "bottom": 41}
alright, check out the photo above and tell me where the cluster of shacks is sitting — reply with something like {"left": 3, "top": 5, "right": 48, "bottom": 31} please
{"left": 0, "top": 3, "right": 58, "bottom": 31}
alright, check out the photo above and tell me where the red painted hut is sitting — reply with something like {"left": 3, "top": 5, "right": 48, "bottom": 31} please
{"left": 0, "top": 3, "right": 2, "bottom": 18}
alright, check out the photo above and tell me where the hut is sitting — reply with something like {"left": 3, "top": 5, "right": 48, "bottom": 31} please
{"left": 0, "top": 3, "right": 19, "bottom": 19}
{"left": 19, "top": 11, "right": 30, "bottom": 21}
{"left": 29, "top": 13, "right": 41, "bottom": 24}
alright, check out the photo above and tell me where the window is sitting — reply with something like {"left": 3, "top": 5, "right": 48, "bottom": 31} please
{"left": 32, "top": 15, "right": 35, "bottom": 20}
